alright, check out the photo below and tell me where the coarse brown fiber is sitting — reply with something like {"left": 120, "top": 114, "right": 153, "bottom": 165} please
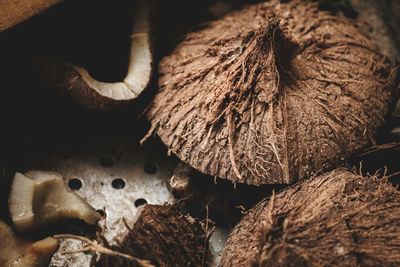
{"left": 220, "top": 169, "right": 400, "bottom": 266}
{"left": 147, "top": 0, "right": 397, "bottom": 185}
{"left": 100, "top": 204, "right": 208, "bottom": 267}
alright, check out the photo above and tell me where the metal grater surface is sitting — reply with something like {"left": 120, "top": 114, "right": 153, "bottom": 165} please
{"left": 20, "top": 136, "right": 227, "bottom": 266}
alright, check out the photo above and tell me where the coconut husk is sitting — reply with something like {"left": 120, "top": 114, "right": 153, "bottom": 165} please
{"left": 146, "top": 0, "right": 397, "bottom": 185}
{"left": 99, "top": 204, "right": 210, "bottom": 267}
{"left": 220, "top": 168, "right": 400, "bottom": 266}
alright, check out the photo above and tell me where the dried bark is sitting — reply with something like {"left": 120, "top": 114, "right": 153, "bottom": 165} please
{"left": 220, "top": 168, "right": 400, "bottom": 266}
{"left": 100, "top": 204, "right": 209, "bottom": 267}
{"left": 146, "top": 0, "right": 397, "bottom": 185}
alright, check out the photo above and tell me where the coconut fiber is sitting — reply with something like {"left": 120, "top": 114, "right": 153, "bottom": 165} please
{"left": 220, "top": 169, "right": 400, "bottom": 266}
{"left": 146, "top": 0, "right": 397, "bottom": 185}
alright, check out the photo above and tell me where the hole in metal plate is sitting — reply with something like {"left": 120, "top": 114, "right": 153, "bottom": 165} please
{"left": 68, "top": 178, "right": 82, "bottom": 190}
{"left": 144, "top": 162, "right": 157, "bottom": 174}
{"left": 111, "top": 178, "right": 125, "bottom": 189}
{"left": 134, "top": 198, "right": 147, "bottom": 207}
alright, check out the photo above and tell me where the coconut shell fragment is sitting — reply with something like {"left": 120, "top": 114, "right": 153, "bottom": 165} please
{"left": 100, "top": 204, "right": 210, "bottom": 267}
{"left": 9, "top": 171, "right": 100, "bottom": 232}
{"left": 0, "top": 220, "right": 59, "bottom": 267}
{"left": 146, "top": 0, "right": 397, "bottom": 185}
{"left": 38, "top": 0, "right": 153, "bottom": 110}
{"left": 220, "top": 169, "right": 400, "bottom": 267}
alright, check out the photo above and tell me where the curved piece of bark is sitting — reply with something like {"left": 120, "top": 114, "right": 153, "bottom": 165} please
{"left": 0, "top": 220, "right": 59, "bottom": 267}
{"left": 39, "top": 0, "right": 153, "bottom": 110}
{"left": 100, "top": 204, "right": 209, "bottom": 267}
{"left": 146, "top": 0, "right": 397, "bottom": 185}
{"left": 220, "top": 169, "right": 400, "bottom": 266}
{"left": 0, "top": 0, "right": 62, "bottom": 32}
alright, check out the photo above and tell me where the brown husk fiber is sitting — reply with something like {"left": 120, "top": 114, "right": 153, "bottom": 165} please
{"left": 220, "top": 168, "right": 400, "bottom": 267}
{"left": 146, "top": 0, "right": 397, "bottom": 185}
{"left": 100, "top": 204, "right": 209, "bottom": 267}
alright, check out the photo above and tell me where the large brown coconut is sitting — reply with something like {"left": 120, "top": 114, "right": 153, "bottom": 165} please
{"left": 100, "top": 204, "right": 210, "bottom": 267}
{"left": 145, "top": 0, "right": 397, "bottom": 185}
{"left": 220, "top": 168, "right": 400, "bottom": 266}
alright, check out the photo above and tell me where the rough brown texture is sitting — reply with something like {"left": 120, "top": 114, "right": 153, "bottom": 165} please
{"left": 146, "top": 0, "right": 397, "bottom": 185}
{"left": 220, "top": 168, "right": 400, "bottom": 267}
{"left": 0, "top": 0, "right": 62, "bottom": 31}
{"left": 100, "top": 204, "right": 209, "bottom": 267}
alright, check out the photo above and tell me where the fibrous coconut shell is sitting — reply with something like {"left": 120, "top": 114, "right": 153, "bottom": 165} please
{"left": 100, "top": 204, "right": 209, "bottom": 267}
{"left": 146, "top": 0, "right": 397, "bottom": 185}
{"left": 220, "top": 168, "right": 400, "bottom": 266}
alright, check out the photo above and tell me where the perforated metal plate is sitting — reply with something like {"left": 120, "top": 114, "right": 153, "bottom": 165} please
{"left": 24, "top": 137, "right": 227, "bottom": 266}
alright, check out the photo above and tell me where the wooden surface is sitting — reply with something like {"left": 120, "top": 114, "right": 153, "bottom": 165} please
{"left": 0, "top": 0, "right": 62, "bottom": 32}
